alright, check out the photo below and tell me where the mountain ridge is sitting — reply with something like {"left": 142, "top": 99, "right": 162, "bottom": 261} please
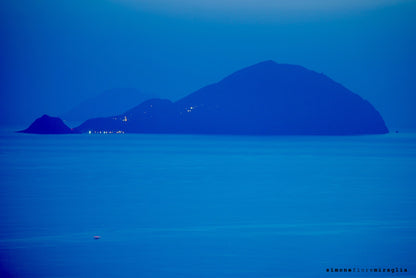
{"left": 60, "top": 88, "right": 155, "bottom": 122}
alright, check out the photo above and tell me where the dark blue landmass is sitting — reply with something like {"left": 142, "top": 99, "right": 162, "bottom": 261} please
{"left": 22, "top": 61, "right": 389, "bottom": 135}
{"left": 18, "top": 114, "right": 76, "bottom": 134}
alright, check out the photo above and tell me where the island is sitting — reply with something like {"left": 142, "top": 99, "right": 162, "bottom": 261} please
{"left": 18, "top": 114, "right": 77, "bottom": 134}
{"left": 21, "top": 61, "right": 389, "bottom": 135}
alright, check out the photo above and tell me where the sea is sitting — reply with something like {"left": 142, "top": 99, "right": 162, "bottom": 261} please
{"left": 0, "top": 128, "right": 415, "bottom": 277}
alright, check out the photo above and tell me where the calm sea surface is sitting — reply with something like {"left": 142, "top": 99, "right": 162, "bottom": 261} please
{"left": 0, "top": 130, "right": 415, "bottom": 277}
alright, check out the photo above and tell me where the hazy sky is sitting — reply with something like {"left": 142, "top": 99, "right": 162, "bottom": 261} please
{"left": 1, "top": 0, "right": 415, "bottom": 128}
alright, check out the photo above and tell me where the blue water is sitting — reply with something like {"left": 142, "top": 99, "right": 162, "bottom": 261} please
{"left": 0, "top": 131, "right": 415, "bottom": 277}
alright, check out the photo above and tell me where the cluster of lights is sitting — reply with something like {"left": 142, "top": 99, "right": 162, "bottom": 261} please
{"left": 88, "top": 130, "right": 125, "bottom": 134}
{"left": 111, "top": 116, "right": 128, "bottom": 122}
{"left": 186, "top": 106, "right": 195, "bottom": 112}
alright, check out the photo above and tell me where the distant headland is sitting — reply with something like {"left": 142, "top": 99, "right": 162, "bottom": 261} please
{"left": 20, "top": 61, "right": 389, "bottom": 135}
{"left": 18, "top": 114, "right": 77, "bottom": 134}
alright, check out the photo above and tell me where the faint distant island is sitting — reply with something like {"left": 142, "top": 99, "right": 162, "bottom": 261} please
{"left": 60, "top": 88, "right": 155, "bottom": 123}
{"left": 20, "top": 61, "right": 389, "bottom": 135}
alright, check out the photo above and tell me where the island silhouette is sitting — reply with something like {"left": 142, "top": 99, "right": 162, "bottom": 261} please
{"left": 20, "top": 61, "right": 389, "bottom": 135}
{"left": 18, "top": 115, "right": 77, "bottom": 134}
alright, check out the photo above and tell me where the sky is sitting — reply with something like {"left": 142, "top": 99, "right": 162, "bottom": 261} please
{"left": 0, "top": 0, "right": 415, "bottom": 129}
